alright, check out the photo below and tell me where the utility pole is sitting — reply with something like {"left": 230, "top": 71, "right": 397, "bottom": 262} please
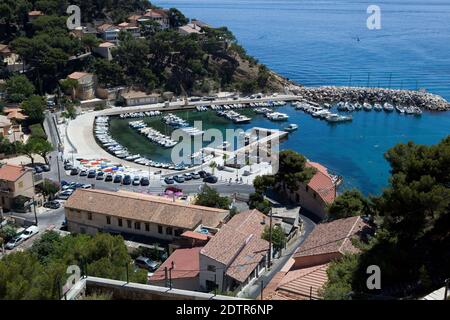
{"left": 268, "top": 207, "right": 273, "bottom": 268}
{"left": 31, "top": 169, "right": 38, "bottom": 226}
{"left": 169, "top": 261, "right": 175, "bottom": 289}
{"left": 260, "top": 280, "right": 264, "bottom": 300}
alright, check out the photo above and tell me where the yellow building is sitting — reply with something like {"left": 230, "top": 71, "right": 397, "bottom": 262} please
{"left": 64, "top": 189, "right": 230, "bottom": 241}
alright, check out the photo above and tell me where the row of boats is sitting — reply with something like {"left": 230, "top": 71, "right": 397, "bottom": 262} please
{"left": 253, "top": 107, "right": 290, "bottom": 121}
{"left": 95, "top": 116, "right": 189, "bottom": 170}
{"left": 129, "top": 120, "right": 178, "bottom": 148}
{"left": 294, "top": 102, "right": 353, "bottom": 123}
{"left": 216, "top": 110, "right": 252, "bottom": 124}
{"left": 209, "top": 100, "right": 286, "bottom": 111}
{"left": 334, "top": 101, "right": 422, "bottom": 115}
{"left": 163, "top": 113, "right": 189, "bottom": 128}
{"left": 119, "top": 111, "right": 162, "bottom": 119}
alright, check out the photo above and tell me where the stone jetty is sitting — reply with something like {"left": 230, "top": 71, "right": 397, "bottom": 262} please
{"left": 290, "top": 86, "right": 450, "bottom": 111}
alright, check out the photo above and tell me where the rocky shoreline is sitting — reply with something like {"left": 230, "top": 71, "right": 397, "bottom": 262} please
{"left": 289, "top": 85, "right": 450, "bottom": 111}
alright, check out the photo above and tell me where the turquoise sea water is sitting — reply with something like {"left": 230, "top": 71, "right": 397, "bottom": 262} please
{"left": 141, "top": 0, "right": 450, "bottom": 195}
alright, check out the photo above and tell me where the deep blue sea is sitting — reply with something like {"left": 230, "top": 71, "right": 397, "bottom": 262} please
{"left": 153, "top": 0, "right": 450, "bottom": 195}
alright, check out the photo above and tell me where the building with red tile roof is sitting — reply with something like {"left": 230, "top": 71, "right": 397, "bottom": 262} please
{"left": 285, "top": 160, "right": 340, "bottom": 219}
{"left": 199, "top": 209, "right": 270, "bottom": 293}
{"left": 263, "top": 216, "right": 371, "bottom": 300}
{"left": 0, "top": 164, "right": 36, "bottom": 211}
{"left": 149, "top": 246, "right": 203, "bottom": 291}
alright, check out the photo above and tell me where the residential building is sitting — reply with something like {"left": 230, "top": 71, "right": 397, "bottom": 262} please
{"left": 264, "top": 216, "right": 371, "bottom": 300}
{"left": 178, "top": 23, "right": 204, "bottom": 36}
{"left": 191, "top": 19, "right": 211, "bottom": 29}
{"left": 144, "top": 9, "right": 170, "bottom": 29}
{"left": 67, "top": 72, "right": 97, "bottom": 100}
{"left": 64, "top": 189, "right": 229, "bottom": 241}
{"left": 149, "top": 246, "right": 203, "bottom": 291}
{"left": 285, "top": 161, "right": 340, "bottom": 219}
{"left": 92, "top": 42, "right": 116, "bottom": 61}
{"left": 118, "top": 22, "right": 141, "bottom": 38}
{"left": 97, "top": 24, "right": 121, "bottom": 43}
{"left": 121, "top": 90, "right": 161, "bottom": 106}
{"left": 199, "top": 209, "right": 270, "bottom": 294}
{"left": 1, "top": 108, "right": 26, "bottom": 143}
{"left": 0, "top": 164, "right": 37, "bottom": 211}
{"left": 28, "top": 10, "right": 44, "bottom": 22}
{"left": 0, "top": 44, "right": 11, "bottom": 60}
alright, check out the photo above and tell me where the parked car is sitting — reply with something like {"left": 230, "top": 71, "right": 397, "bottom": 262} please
{"left": 96, "top": 172, "right": 105, "bottom": 180}
{"left": 34, "top": 166, "right": 43, "bottom": 173}
{"left": 20, "top": 226, "right": 39, "bottom": 241}
{"left": 105, "top": 174, "right": 113, "bottom": 182}
{"left": 183, "top": 173, "right": 192, "bottom": 181}
{"left": 44, "top": 200, "right": 61, "bottom": 209}
{"left": 173, "top": 175, "right": 185, "bottom": 183}
{"left": 58, "top": 190, "right": 73, "bottom": 200}
{"left": 134, "top": 256, "right": 160, "bottom": 272}
{"left": 113, "top": 175, "right": 122, "bottom": 183}
{"left": 198, "top": 170, "right": 207, "bottom": 178}
{"left": 140, "top": 177, "right": 150, "bottom": 186}
{"left": 191, "top": 172, "right": 201, "bottom": 180}
{"left": 203, "top": 176, "right": 218, "bottom": 184}
{"left": 165, "top": 186, "right": 182, "bottom": 193}
{"left": 87, "top": 170, "right": 97, "bottom": 178}
{"left": 81, "top": 184, "right": 92, "bottom": 189}
{"left": 64, "top": 164, "right": 74, "bottom": 171}
{"left": 132, "top": 176, "right": 141, "bottom": 186}
{"left": 122, "top": 175, "right": 132, "bottom": 185}
{"left": 5, "top": 236, "right": 24, "bottom": 250}
{"left": 42, "top": 165, "right": 50, "bottom": 172}
{"left": 79, "top": 170, "right": 88, "bottom": 177}
{"left": 164, "top": 177, "right": 175, "bottom": 185}
{"left": 70, "top": 168, "right": 80, "bottom": 176}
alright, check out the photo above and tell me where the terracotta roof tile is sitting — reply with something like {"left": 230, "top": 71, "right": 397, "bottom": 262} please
{"left": 201, "top": 209, "right": 269, "bottom": 283}
{"left": 271, "top": 263, "right": 329, "bottom": 300}
{"left": 293, "top": 216, "right": 367, "bottom": 259}
{"left": 306, "top": 161, "right": 336, "bottom": 204}
{"left": 65, "top": 189, "right": 229, "bottom": 229}
{"left": 150, "top": 246, "right": 203, "bottom": 281}
{"left": 0, "top": 164, "right": 29, "bottom": 182}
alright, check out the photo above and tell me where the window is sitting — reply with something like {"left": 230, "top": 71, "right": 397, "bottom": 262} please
{"left": 145, "top": 223, "right": 150, "bottom": 232}
{"left": 80, "top": 227, "right": 86, "bottom": 234}
{"left": 158, "top": 225, "right": 163, "bottom": 234}
{"left": 207, "top": 265, "right": 216, "bottom": 272}
{"left": 134, "top": 222, "right": 141, "bottom": 230}
{"left": 166, "top": 227, "right": 173, "bottom": 235}
{"left": 87, "top": 212, "right": 92, "bottom": 220}
{"left": 118, "top": 218, "right": 122, "bottom": 227}
{"left": 127, "top": 220, "right": 132, "bottom": 228}
{"left": 174, "top": 229, "right": 183, "bottom": 237}
{"left": 106, "top": 216, "right": 111, "bottom": 225}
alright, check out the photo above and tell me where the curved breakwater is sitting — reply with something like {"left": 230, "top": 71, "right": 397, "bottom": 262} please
{"left": 290, "top": 86, "right": 450, "bottom": 111}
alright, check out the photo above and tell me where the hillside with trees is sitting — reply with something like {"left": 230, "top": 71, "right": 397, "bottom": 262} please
{"left": 1, "top": 0, "right": 290, "bottom": 96}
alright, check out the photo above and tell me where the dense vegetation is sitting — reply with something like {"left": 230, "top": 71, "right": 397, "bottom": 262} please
{"left": 0, "top": 231, "right": 147, "bottom": 299}
{"left": 1, "top": 0, "right": 283, "bottom": 97}
{"left": 322, "top": 136, "right": 450, "bottom": 299}
{"left": 248, "top": 150, "right": 316, "bottom": 213}
{"left": 194, "top": 184, "right": 231, "bottom": 210}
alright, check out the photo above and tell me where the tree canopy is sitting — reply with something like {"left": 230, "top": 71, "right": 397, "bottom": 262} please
{"left": 327, "top": 189, "right": 369, "bottom": 221}
{"left": 195, "top": 184, "right": 231, "bottom": 210}
{"left": 322, "top": 136, "right": 450, "bottom": 299}
{"left": 0, "top": 231, "right": 147, "bottom": 299}
{"left": 5, "top": 75, "right": 35, "bottom": 103}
